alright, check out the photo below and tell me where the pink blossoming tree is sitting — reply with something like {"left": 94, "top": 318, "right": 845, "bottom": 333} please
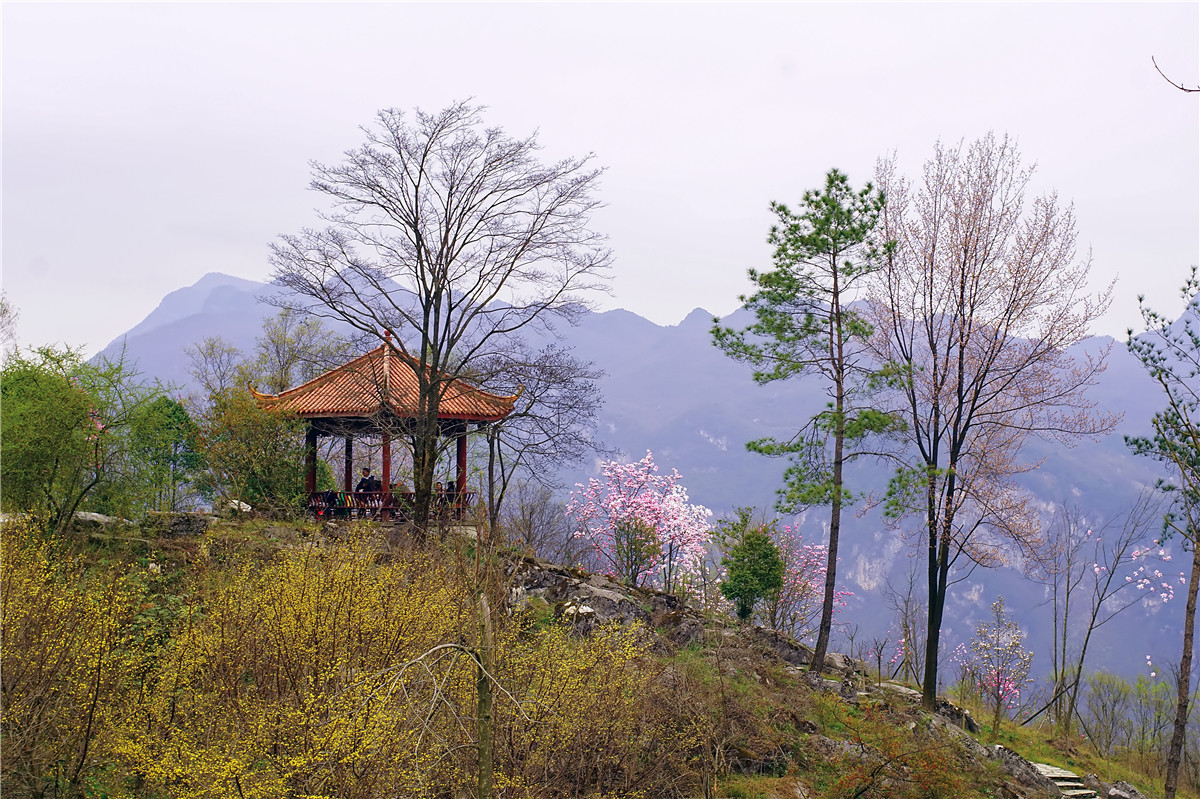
{"left": 968, "top": 596, "right": 1034, "bottom": 741}
{"left": 566, "top": 451, "right": 712, "bottom": 593}
{"left": 762, "top": 523, "right": 851, "bottom": 640}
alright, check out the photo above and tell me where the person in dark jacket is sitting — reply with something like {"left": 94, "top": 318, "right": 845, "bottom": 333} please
{"left": 355, "top": 468, "right": 380, "bottom": 492}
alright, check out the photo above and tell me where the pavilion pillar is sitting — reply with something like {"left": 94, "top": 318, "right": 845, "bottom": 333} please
{"left": 382, "top": 429, "right": 392, "bottom": 518}
{"left": 456, "top": 426, "right": 468, "bottom": 493}
{"left": 304, "top": 426, "right": 318, "bottom": 494}
{"left": 343, "top": 437, "right": 354, "bottom": 491}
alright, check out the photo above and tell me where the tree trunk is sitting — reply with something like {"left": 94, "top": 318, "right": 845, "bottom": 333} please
{"left": 1164, "top": 542, "right": 1200, "bottom": 799}
{"left": 476, "top": 592, "right": 495, "bottom": 799}
{"left": 812, "top": 280, "right": 848, "bottom": 674}
{"left": 410, "top": 411, "right": 440, "bottom": 544}
{"left": 810, "top": 395, "right": 845, "bottom": 673}
{"left": 921, "top": 467, "right": 949, "bottom": 711}
{"left": 921, "top": 549, "right": 948, "bottom": 711}
{"left": 486, "top": 430, "right": 498, "bottom": 537}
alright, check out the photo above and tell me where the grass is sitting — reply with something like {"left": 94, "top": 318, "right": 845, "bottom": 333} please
{"left": 15, "top": 514, "right": 1190, "bottom": 799}
{"left": 943, "top": 687, "right": 1196, "bottom": 799}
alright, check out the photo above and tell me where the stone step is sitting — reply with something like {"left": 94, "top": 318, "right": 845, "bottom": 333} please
{"left": 1032, "top": 763, "right": 1099, "bottom": 799}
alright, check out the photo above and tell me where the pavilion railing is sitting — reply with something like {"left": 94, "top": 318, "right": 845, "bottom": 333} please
{"left": 307, "top": 490, "right": 476, "bottom": 521}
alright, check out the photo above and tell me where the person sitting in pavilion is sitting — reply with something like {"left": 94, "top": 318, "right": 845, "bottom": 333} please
{"left": 354, "top": 467, "right": 381, "bottom": 516}
{"left": 355, "top": 467, "right": 380, "bottom": 493}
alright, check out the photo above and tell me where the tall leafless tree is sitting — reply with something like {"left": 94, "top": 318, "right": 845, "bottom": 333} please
{"left": 268, "top": 102, "right": 611, "bottom": 539}
{"left": 475, "top": 340, "right": 606, "bottom": 537}
{"left": 1026, "top": 493, "right": 1163, "bottom": 739}
{"left": 869, "top": 133, "right": 1118, "bottom": 710}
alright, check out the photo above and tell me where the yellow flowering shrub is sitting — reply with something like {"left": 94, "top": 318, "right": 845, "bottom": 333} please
{"left": 5, "top": 521, "right": 700, "bottom": 798}
{"left": 1, "top": 516, "right": 138, "bottom": 797}
{"left": 116, "top": 535, "right": 472, "bottom": 798}
{"left": 495, "top": 622, "right": 705, "bottom": 797}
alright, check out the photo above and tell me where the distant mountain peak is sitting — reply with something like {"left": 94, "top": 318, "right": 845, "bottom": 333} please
{"left": 183, "top": 271, "right": 271, "bottom": 295}
{"left": 678, "top": 307, "right": 716, "bottom": 329}
{"left": 104, "top": 272, "right": 272, "bottom": 351}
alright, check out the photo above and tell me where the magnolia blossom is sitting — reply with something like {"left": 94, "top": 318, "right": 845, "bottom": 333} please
{"left": 566, "top": 451, "right": 712, "bottom": 593}
{"left": 1107, "top": 543, "right": 1178, "bottom": 603}
{"left": 761, "top": 523, "right": 851, "bottom": 640}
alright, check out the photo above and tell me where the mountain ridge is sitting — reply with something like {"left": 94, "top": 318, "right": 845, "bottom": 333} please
{"left": 96, "top": 273, "right": 1180, "bottom": 680}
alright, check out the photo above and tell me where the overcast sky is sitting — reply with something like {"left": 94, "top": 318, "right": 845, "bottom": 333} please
{"left": 4, "top": 2, "right": 1197, "bottom": 355}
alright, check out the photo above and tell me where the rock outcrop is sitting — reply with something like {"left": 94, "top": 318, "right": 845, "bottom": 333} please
{"left": 504, "top": 554, "right": 865, "bottom": 677}
{"left": 504, "top": 553, "right": 1125, "bottom": 798}
{"left": 142, "top": 511, "right": 213, "bottom": 538}
{"left": 990, "top": 747, "right": 1063, "bottom": 798}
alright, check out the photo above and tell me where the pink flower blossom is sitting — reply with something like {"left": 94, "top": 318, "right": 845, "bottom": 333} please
{"left": 567, "top": 451, "right": 711, "bottom": 593}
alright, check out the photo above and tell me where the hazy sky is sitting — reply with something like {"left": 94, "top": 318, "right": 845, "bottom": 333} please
{"left": 4, "top": 2, "right": 1197, "bottom": 355}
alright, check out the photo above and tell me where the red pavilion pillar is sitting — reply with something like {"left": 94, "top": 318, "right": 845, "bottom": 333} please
{"left": 304, "top": 426, "right": 318, "bottom": 493}
{"left": 456, "top": 427, "right": 467, "bottom": 494}
{"left": 382, "top": 429, "right": 392, "bottom": 519}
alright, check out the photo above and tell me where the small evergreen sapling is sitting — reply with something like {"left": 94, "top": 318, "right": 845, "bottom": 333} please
{"left": 720, "top": 525, "right": 784, "bottom": 622}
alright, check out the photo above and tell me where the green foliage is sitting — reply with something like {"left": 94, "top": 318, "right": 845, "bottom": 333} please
{"left": 712, "top": 506, "right": 759, "bottom": 554}
{"left": 721, "top": 524, "right": 784, "bottom": 622}
{"left": 1127, "top": 266, "right": 1200, "bottom": 539}
{"left": 0, "top": 345, "right": 168, "bottom": 530}
{"left": 610, "top": 516, "right": 661, "bottom": 586}
{"left": 711, "top": 168, "right": 896, "bottom": 515}
{"left": 125, "top": 396, "right": 201, "bottom": 512}
{"left": 193, "top": 388, "right": 308, "bottom": 515}
{"left": 1, "top": 347, "right": 93, "bottom": 516}
{"left": 1126, "top": 267, "right": 1200, "bottom": 799}
{"left": 713, "top": 168, "right": 898, "bottom": 667}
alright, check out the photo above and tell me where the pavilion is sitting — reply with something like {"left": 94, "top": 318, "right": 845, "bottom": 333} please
{"left": 250, "top": 337, "right": 519, "bottom": 517}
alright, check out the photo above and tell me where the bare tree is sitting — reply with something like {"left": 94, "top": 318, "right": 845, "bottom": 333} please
{"left": 268, "top": 102, "right": 611, "bottom": 540}
{"left": 1027, "top": 492, "right": 1164, "bottom": 739}
{"left": 0, "top": 291, "right": 19, "bottom": 359}
{"left": 185, "top": 335, "right": 245, "bottom": 398}
{"left": 476, "top": 340, "right": 606, "bottom": 536}
{"left": 870, "top": 133, "right": 1118, "bottom": 710}
{"left": 250, "top": 308, "right": 353, "bottom": 394}
{"left": 884, "top": 567, "right": 928, "bottom": 688}
{"left": 187, "top": 310, "right": 352, "bottom": 401}
{"left": 500, "top": 480, "right": 587, "bottom": 564}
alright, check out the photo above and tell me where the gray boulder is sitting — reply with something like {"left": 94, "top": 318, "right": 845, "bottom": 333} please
{"left": 142, "top": 511, "right": 212, "bottom": 538}
{"left": 1108, "top": 780, "right": 1153, "bottom": 799}
{"left": 988, "top": 746, "right": 1062, "bottom": 797}
{"left": 70, "top": 511, "right": 132, "bottom": 530}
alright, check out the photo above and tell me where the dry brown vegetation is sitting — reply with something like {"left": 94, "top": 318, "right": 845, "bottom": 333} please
{"left": 0, "top": 514, "right": 1103, "bottom": 799}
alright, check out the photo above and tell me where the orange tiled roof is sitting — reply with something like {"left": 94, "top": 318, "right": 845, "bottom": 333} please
{"left": 249, "top": 343, "right": 518, "bottom": 422}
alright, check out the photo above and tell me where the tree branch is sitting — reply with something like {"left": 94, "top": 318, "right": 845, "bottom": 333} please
{"left": 1153, "top": 56, "right": 1200, "bottom": 93}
